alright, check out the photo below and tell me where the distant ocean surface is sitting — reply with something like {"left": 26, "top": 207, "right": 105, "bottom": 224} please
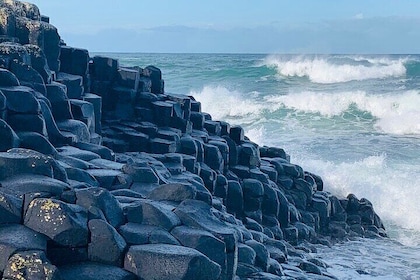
{"left": 97, "top": 53, "right": 420, "bottom": 279}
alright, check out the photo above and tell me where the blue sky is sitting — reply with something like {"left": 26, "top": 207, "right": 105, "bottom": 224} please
{"left": 31, "top": 0, "right": 420, "bottom": 53}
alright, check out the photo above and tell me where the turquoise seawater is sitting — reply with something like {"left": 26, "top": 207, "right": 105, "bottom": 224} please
{"left": 97, "top": 53, "right": 420, "bottom": 279}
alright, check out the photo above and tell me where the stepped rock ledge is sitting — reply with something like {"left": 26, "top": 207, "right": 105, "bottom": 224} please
{"left": 0, "top": 1, "right": 387, "bottom": 279}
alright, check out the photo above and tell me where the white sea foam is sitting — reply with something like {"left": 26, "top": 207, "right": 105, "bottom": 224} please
{"left": 263, "top": 55, "right": 407, "bottom": 83}
{"left": 189, "top": 85, "right": 269, "bottom": 123}
{"left": 293, "top": 153, "right": 420, "bottom": 246}
{"left": 265, "top": 90, "right": 420, "bottom": 135}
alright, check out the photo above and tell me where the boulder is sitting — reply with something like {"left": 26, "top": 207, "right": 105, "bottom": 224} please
{"left": 0, "top": 189, "right": 22, "bottom": 224}
{"left": 40, "top": 21, "right": 61, "bottom": 72}
{"left": 91, "top": 56, "right": 119, "bottom": 81}
{"left": 245, "top": 240, "right": 269, "bottom": 271}
{"left": 118, "top": 223, "right": 179, "bottom": 245}
{"left": 25, "top": 44, "right": 53, "bottom": 83}
{"left": 238, "top": 243, "right": 256, "bottom": 265}
{"left": 0, "top": 174, "right": 69, "bottom": 196}
{"left": 124, "top": 244, "right": 221, "bottom": 280}
{"left": 24, "top": 198, "right": 88, "bottom": 247}
{"left": 59, "top": 262, "right": 137, "bottom": 280}
{"left": 147, "top": 183, "right": 196, "bottom": 202}
{"left": 9, "top": 59, "right": 46, "bottom": 94}
{"left": 76, "top": 187, "right": 124, "bottom": 228}
{"left": 0, "top": 68, "right": 20, "bottom": 86}
{"left": 0, "top": 224, "right": 47, "bottom": 273}
{"left": 171, "top": 226, "right": 227, "bottom": 277}
{"left": 3, "top": 250, "right": 60, "bottom": 280}
{"left": 59, "top": 46, "right": 89, "bottom": 76}
{"left": 174, "top": 199, "right": 238, "bottom": 279}
{"left": 0, "top": 42, "right": 31, "bottom": 65}
{"left": 86, "top": 168, "right": 130, "bottom": 190}
{"left": 56, "top": 119, "right": 90, "bottom": 143}
{"left": 144, "top": 65, "right": 163, "bottom": 94}
{"left": 0, "top": 85, "right": 40, "bottom": 114}
{"left": 140, "top": 200, "right": 181, "bottom": 231}
{"left": 0, "top": 119, "right": 19, "bottom": 151}
{"left": 57, "top": 145, "right": 101, "bottom": 161}
{"left": 56, "top": 72, "right": 84, "bottom": 99}
{"left": 17, "top": 131, "right": 58, "bottom": 156}
{"left": 88, "top": 219, "right": 127, "bottom": 266}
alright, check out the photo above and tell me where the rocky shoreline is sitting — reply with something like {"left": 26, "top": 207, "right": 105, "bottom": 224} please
{"left": 0, "top": 1, "right": 387, "bottom": 279}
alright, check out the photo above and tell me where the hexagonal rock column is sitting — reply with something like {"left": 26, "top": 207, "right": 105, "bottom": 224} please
{"left": 124, "top": 244, "right": 221, "bottom": 280}
{"left": 24, "top": 198, "right": 88, "bottom": 247}
{"left": 2, "top": 250, "right": 60, "bottom": 280}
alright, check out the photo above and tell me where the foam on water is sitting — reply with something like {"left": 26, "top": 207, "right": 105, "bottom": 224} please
{"left": 190, "top": 85, "right": 269, "bottom": 123}
{"left": 263, "top": 55, "right": 407, "bottom": 84}
{"left": 290, "top": 153, "right": 420, "bottom": 245}
{"left": 265, "top": 90, "right": 420, "bottom": 135}
{"left": 316, "top": 238, "right": 420, "bottom": 279}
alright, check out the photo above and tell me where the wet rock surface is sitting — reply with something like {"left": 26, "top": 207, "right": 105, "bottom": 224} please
{"left": 0, "top": 1, "right": 387, "bottom": 279}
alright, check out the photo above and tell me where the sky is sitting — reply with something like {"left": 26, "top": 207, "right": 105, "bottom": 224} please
{"left": 30, "top": 0, "right": 420, "bottom": 54}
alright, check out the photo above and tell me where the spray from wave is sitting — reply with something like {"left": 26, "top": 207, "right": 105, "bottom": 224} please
{"left": 294, "top": 153, "right": 420, "bottom": 246}
{"left": 265, "top": 90, "right": 420, "bottom": 135}
{"left": 263, "top": 55, "right": 407, "bottom": 84}
{"left": 189, "top": 85, "right": 268, "bottom": 123}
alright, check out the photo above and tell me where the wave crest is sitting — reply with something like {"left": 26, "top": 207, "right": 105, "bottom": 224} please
{"left": 265, "top": 90, "right": 420, "bottom": 135}
{"left": 189, "top": 85, "right": 265, "bottom": 122}
{"left": 263, "top": 55, "right": 407, "bottom": 83}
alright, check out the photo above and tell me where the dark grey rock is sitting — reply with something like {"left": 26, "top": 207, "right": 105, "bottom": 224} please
{"left": 9, "top": 59, "right": 46, "bottom": 94}
{"left": 47, "top": 247, "right": 88, "bottom": 266}
{"left": 266, "top": 245, "right": 287, "bottom": 264}
{"left": 230, "top": 126, "right": 244, "bottom": 144}
{"left": 147, "top": 183, "right": 196, "bottom": 202}
{"left": 0, "top": 68, "right": 20, "bottom": 86}
{"left": 17, "top": 131, "right": 58, "bottom": 156}
{"left": 59, "top": 262, "right": 137, "bottom": 280}
{"left": 0, "top": 85, "right": 40, "bottom": 114}
{"left": 268, "top": 258, "right": 284, "bottom": 276}
{"left": 25, "top": 44, "right": 53, "bottom": 83}
{"left": 60, "top": 46, "right": 89, "bottom": 76}
{"left": 171, "top": 226, "right": 227, "bottom": 277}
{"left": 88, "top": 219, "right": 127, "bottom": 266}
{"left": 66, "top": 167, "right": 99, "bottom": 187}
{"left": 0, "top": 224, "right": 47, "bottom": 273}
{"left": 3, "top": 250, "right": 60, "bottom": 280}
{"left": 299, "top": 260, "right": 323, "bottom": 275}
{"left": 87, "top": 168, "right": 130, "bottom": 190}
{"left": 0, "top": 119, "right": 19, "bottom": 151}
{"left": 56, "top": 72, "right": 83, "bottom": 99}
{"left": 56, "top": 118, "right": 91, "bottom": 142}
{"left": 245, "top": 240, "right": 269, "bottom": 271}
{"left": 144, "top": 65, "right": 163, "bottom": 94}
{"left": 4, "top": 148, "right": 67, "bottom": 182}
{"left": 226, "top": 180, "right": 243, "bottom": 217}
{"left": 24, "top": 198, "right": 88, "bottom": 247}
{"left": 7, "top": 112, "right": 47, "bottom": 135}
{"left": 124, "top": 244, "right": 221, "bottom": 280}
{"left": 119, "top": 223, "right": 179, "bottom": 245}
{"left": 238, "top": 243, "right": 256, "bottom": 265}
{"left": 57, "top": 145, "right": 100, "bottom": 161}
{"left": 92, "top": 56, "right": 119, "bottom": 81}
{"left": 1, "top": 174, "right": 69, "bottom": 196}
{"left": 174, "top": 199, "right": 238, "bottom": 279}
{"left": 76, "top": 187, "right": 124, "bottom": 228}
{"left": 141, "top": 200, "right": 181, "bottom": 230}
{"left": 0, "top": 189, "right": 22, "bottom": 224}
{"left": 236, "top": 262, "right": 262, "bottom": 277}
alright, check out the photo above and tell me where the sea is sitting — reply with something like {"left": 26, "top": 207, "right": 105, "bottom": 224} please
{"left": 98, "top": 53, "right": 420, "bottom": 279}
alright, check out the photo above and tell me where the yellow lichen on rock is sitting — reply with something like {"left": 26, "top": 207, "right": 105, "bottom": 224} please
{"left": 39, "top": 199, "right": 61, "bottom": 211}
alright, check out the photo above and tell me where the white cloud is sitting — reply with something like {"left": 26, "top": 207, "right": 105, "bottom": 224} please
{"left": 355, "top": 13, "right": 364, "bottom": 20}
